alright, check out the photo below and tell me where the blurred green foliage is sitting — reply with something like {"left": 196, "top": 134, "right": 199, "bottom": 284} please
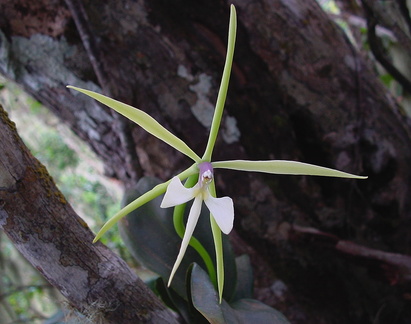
{"left": 34, "top": 131, "right": 79, "bottom": 171}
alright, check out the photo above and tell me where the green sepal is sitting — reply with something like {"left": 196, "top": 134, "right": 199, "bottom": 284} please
{"left": 67, "top": 85, "right": 200, "bottom": 162}
{"left": 213, "top": 160, "right": 367, "bottom": 179}
{"left": 202, "top": 5, "right": 237, "bottom": 161}
{"left": 93, "top": 165, "right": 197, "bottom": 242}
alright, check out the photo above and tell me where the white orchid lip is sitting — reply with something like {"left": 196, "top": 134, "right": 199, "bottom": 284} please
{"left": 160, "top": 162, "right": 234, "bottom": 286}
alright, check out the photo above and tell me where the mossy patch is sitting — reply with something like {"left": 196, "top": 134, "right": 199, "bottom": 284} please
{"left": 32, "top": 161, "right": 67, "bottom": 205}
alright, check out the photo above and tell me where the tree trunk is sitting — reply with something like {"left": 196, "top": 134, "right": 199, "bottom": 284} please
{"left": 0, "top": 104, "right": 178, "bottom": 323}
{"left": 1, "top": 0, "right": 411, "bottom": 323}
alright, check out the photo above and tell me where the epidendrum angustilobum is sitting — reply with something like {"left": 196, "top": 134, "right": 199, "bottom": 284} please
{"left": 67, "top": 5, "right": 366, "bottom": 302}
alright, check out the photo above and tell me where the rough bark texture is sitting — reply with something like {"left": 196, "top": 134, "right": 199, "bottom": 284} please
{"left": 0, "top": 104, "right": 178, "bottom": 323}
{"left": 1, "top": 0, "right": 411, "bottom": 323}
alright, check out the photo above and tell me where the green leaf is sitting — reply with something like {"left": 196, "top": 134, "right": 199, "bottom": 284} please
{"left": 190, "top": 263, "right": 226, "bottom": 323}
{"left": 213, "top": 160, "right": 367, "bottom": 179}
{"left": 231, "top": 255, "right": 253, "bottom": 301}
{"left": 227, "top": 299, "right": 291, "bottom": 324}
{"left": 190, "top": 264, "right": 290, "bottom": 324}
{"left": 67, "top": 86, "right": 201, "bottom": 162}
{"left": 155, "top": 277, "right": 192, "bottom": 323}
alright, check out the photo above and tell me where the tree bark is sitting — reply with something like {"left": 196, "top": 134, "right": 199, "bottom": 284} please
{"left": 0, "top": 105, "right": 178, "bottom": 323}
{"left": 1, "top": 0, "right": 411, "bottom": 323}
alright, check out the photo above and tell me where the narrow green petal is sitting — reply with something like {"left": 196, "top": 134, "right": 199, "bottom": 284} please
{"left": 93, "top": 165, "right": 197, "bottom": 242}
{"left": 212, "top": 160, "right": 368, "bottom": 179}
{"left": 202, "top": 5, "right": 237, "bottom": 161}
{"left": 208, "top": 182, "right": 225, "bottom": 303}
{"left": 67, "top": 86, "right": 201, "bottom": 162}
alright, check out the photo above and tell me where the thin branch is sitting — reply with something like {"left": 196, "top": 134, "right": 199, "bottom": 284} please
{"left": 292, "top": 224, "right": 411, "bottom": 283}
{"left": 63, "top": 0, "right": 110, "bottom": 92}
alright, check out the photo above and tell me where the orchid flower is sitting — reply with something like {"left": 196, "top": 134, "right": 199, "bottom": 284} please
{"left": 67, "top": 5, "right": 366, "bottom": 302}
{"left": 161, "top": 162, "right": 234, "bottom": 286}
